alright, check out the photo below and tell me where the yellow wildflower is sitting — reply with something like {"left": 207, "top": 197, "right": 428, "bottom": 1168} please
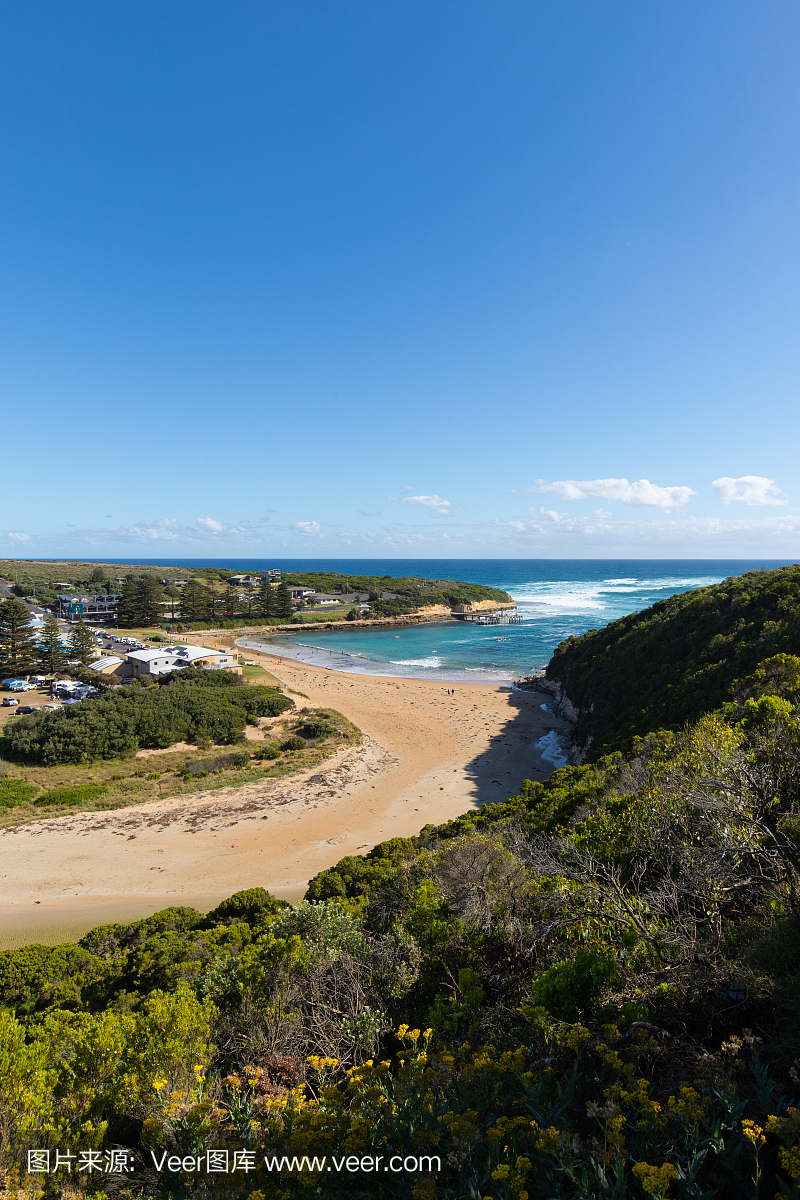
{"left": 741, "top": 1119, "right": 765, "bottom": 1146}
{"left": 779, "top": 1146, "right": 800, "bottom": 1181}
{"left": 558, "top": 1024, "right": 591, "bottom": 1051}
{"left": 631, "top": 1161, "right": 679, "bottom": 1197}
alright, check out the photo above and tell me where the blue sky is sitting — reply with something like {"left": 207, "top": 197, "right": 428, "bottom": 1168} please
{"left": 2, "top": 0, "right": 799, "bottom": 559}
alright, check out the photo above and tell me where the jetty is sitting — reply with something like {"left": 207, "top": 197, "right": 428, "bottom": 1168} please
{"left": 455, "top": 609, "right": 523, "bottom": 625}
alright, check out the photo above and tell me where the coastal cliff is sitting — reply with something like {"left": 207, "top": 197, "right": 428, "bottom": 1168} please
{"left": 544, "top": 562, "right": 800, "bottom": 759}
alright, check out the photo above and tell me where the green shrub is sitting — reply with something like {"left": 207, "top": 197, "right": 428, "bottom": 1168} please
{"left": 1, "top": 675, "right": 293, "bottom": 766}
{"left": 0, "top": 778, "right": 39, "bottom": 807}
{"left": 205, "top": 888, "right": 289, "bottom": 926}
{"left": 281, "top": 735, "right": 306, "bottom": 751}
{"left": 254, "top": 743, "right": 281, "bottom": 760}
{"left": 306, "top": 837, "right": 416, "bottom": 901}
{"left": 34, "top": 783, "right": 109, "bottom": 807}
{"left": 524, "top": 948, "right": 622, "bottom": 1023}
{"left": 298, "top": 718, "right": 336, "bottom": 740}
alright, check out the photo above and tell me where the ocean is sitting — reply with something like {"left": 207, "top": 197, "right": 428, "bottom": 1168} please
{"left": 95, "top": 557, "right": 795, "bottom": 685}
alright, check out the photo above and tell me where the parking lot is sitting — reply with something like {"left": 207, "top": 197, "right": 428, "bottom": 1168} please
{"left": 0, "top": 687, "right": 57, "bottom": 727}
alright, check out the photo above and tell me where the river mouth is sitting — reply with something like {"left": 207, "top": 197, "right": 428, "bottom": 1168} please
{"left": 237, "top": 561, "right": 743, "bottom": 684}
{"left": 238, "top": 624, "right": 521, "bottom": 686}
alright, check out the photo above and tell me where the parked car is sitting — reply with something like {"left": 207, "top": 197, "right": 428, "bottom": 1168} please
{"left": 15, "top": 705, "right": 36, "bottom": 714}
{"left": 2, "top": 697, "right": 19, "bottom": 706}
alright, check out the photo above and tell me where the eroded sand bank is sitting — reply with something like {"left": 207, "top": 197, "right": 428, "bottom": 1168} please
{"left": 0, "top": 652, "right": 570, "bottom": 947}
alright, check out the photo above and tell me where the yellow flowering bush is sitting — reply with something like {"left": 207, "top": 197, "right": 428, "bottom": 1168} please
{"left": 631, "top": 1161, "right": 679, "bottom": 1197}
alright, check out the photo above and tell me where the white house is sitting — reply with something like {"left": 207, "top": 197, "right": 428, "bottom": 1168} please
{"left": 126, "top": 644, "right": 238, "bottom": 678}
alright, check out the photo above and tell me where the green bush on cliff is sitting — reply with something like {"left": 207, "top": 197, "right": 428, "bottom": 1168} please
{"left": 545, "top": 563, "right": 800, "bottom": 757}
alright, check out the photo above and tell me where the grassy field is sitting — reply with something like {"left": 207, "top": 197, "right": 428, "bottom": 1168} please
{"left": 0, "top": 707, "right": 360, "bottom": 829}
{"left": 241, "top": 661, "right": 283, "bottom": 686}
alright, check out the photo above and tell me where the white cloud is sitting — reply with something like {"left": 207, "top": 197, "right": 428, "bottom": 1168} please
{"left": 196, "top": 517, "right": 225, "bottom": 532}
{"left": 532, "top": 477, "right": 695, "bottom": 509}
{"left": 7, "top": 531, "right": 30, "bottom": 543}
{"left": 291, "top": 521, "right": 322, "bottom": 536}
{"left": 392, "top": 493, "right": 460, "bottom": 517}
{"left": 592, "top": 509, "right": 613, "bottom": 518}
{"left": 712, "top": 475, "right": 788, "bottom": 506}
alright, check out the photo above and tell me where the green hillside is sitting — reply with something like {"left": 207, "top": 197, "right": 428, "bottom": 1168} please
{"left": 280, "top": 570, "right": 512, "bottom": 618}
{"left": 544, "top": 562, "right": 800, "bottom": 758}
{"left": 4, "top": 566, "right": 800, "bottom": 1196}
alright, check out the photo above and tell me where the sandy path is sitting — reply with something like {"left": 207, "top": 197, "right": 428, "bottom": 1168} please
{"left": 0, "top": 653, "right": 569, "bottom": 944}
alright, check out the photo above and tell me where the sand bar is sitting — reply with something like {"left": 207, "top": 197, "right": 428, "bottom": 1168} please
{"left": 0, "top": 651, "right": 570, "bottom": 948}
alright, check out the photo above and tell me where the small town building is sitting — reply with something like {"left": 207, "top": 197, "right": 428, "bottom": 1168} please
{"left": 87, "top": 656, "right": 127, "bottom": 675}
{"left": 54, "top": 593, "right": 121, "bottom": 623}
{"left": 126, "top": 644, "right": 239, "bottom": 678}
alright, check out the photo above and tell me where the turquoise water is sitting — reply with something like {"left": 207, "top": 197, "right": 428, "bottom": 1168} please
{"left": 232, "top": 558, "right": 793, "bottom": 684}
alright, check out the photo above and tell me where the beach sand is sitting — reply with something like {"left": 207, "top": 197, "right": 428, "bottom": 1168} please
{"left": 0, "top": 651, "right": 570, "bottom": 948}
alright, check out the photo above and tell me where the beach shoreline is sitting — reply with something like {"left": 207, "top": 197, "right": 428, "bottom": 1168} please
{"left": 236, "top": 632, "right": 519, "bottom": 685}
{"left": 0, "top": 652, "right": 572, "bottom": 950}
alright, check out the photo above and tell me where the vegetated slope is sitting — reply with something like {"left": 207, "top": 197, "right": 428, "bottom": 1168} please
{"left": 1, "top": 666, "right": 293, "bottom": 765}
{"left": 281, "top": 570, "right": 512, "bottom": 617}
{"left": 4, "top": 665, "right": 800, "bottom": 1196}
{"left": 544, "top": 562, "right": 800, "bottom": 758}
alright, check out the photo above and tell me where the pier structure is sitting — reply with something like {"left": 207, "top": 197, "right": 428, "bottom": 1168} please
{"left": 455, "top": 609, "right": 523, "bottom": 625}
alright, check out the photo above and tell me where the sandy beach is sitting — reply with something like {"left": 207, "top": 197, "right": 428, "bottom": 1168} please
{"left": 0, "top": 650, "right": 570, "bottom": 948}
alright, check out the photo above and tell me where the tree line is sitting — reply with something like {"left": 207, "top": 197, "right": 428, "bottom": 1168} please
{"left": 0, "top": 600, "right": 96, "bottom": 675}
{"left": 2, "top": 667, "right": 293, "bottom": 765}
{"left": 116, "top": 576, "right": 295, "bottom": 627}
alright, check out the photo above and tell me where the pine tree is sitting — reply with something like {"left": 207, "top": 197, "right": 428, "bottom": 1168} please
{"left": 116, "top": 578, "right": 141, "bottom": 627}
{"left": 258, "top": 578, "right": 275, "bottom": 619}
{"left": 115, "top": 576, "right": 164, "bottom": 628}
{"left": 276, "top": 582, "right": 294, "bottom": 620}
{"left": 69, "top": 621, "right": 96, "bottom": 666}
{"left": 37, "top": 613, "right": 68, "bottom": 673}
{"left": 163, "top": 586, "right": 181, "bottom": 626}
{"left": 137, "top": 576, "right": 165, "bottom": 627}
{"left": 181, "top": 580, "right": 211, "bottom": 622}
{"left": 208, "top": 593, "right": 226, "bottom": 624}
{"left": 0, "top": 599, "right": 39, "bottom": 675}
{"left": 224, "top": 586, "right": 239, "bottom": 616}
